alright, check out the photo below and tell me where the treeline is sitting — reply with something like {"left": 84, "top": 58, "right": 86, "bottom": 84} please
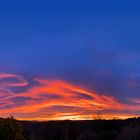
{"left": 1, "top": 117, "right": 140, "bottom": 140}
{"left": 0, "top": 116, "right": 25, "bottom": 140}
{"left": 22, "top": 118, "right": 140, "bottom": 140}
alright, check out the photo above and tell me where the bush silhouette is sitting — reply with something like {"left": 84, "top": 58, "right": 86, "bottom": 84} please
{"left": 98, "top": 131, "right": 118, "bottom": 140}
{"left": 116, "top": 124, "right": 140, "bottom": 140}
{"left": 0, "top": 116, "right": 25, "bottom": 140}
{"left": 76, "top": 130, "right": 98, "bottom": 140}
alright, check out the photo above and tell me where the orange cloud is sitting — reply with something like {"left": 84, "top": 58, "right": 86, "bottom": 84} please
{"left": 0, "top": 73, "right": 140, "bottom": 120}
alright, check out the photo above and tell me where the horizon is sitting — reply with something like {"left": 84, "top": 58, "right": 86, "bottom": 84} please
{"left": 0, "top": 3, "right": 140, "bottom": 121}
{"left": 1, "top": 115, "right": 140, "bottom": 122}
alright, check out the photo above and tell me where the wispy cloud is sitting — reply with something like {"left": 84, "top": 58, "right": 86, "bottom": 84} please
{"left": 0, "top": 73, "right": 140, "bottom": 120}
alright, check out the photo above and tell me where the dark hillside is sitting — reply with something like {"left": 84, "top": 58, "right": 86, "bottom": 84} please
{"left": 18, "top": 118, "right": 140, "bottom": 140}
{"left": 1, "top": 117, "right": 140, "bottom": 140}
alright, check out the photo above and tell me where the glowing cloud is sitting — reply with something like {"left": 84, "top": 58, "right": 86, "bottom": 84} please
{"left": 0, "top": 73, "right": 140, "bottom": 120}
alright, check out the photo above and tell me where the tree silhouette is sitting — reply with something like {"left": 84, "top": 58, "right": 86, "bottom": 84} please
{"left": 0, "top": 116, "right": 25, "bottom": 140}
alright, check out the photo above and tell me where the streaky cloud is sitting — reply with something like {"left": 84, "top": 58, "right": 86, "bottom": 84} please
{"left": 0, "top": 73, "right": 140, "bottom": 120}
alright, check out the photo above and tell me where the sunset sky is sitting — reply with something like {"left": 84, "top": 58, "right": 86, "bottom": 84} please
{"left": 0, "top": 2, "right": 140, "bottom": 120}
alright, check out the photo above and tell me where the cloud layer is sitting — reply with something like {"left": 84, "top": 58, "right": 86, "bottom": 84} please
{"left": 0, "top": 73, "right": 140, "bottom": 120}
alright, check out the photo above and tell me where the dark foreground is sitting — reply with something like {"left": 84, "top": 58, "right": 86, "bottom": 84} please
{"left": 1, "top": 117, "right": 140, "bottom": 140}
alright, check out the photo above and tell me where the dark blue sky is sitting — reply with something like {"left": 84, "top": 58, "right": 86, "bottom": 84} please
{"left": 0, "top": 3, "right": 140, "bottom": 120}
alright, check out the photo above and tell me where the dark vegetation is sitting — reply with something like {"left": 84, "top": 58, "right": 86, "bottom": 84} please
{"left": 1, "top": 117, "right": 140, "bottom": 140}
{"left": 0, "top": 116, "right": 25, "bottom": 140}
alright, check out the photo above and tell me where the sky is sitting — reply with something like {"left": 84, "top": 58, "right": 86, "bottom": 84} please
{"left": 0, "top": 3, "right": 140, "bottom": 120}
